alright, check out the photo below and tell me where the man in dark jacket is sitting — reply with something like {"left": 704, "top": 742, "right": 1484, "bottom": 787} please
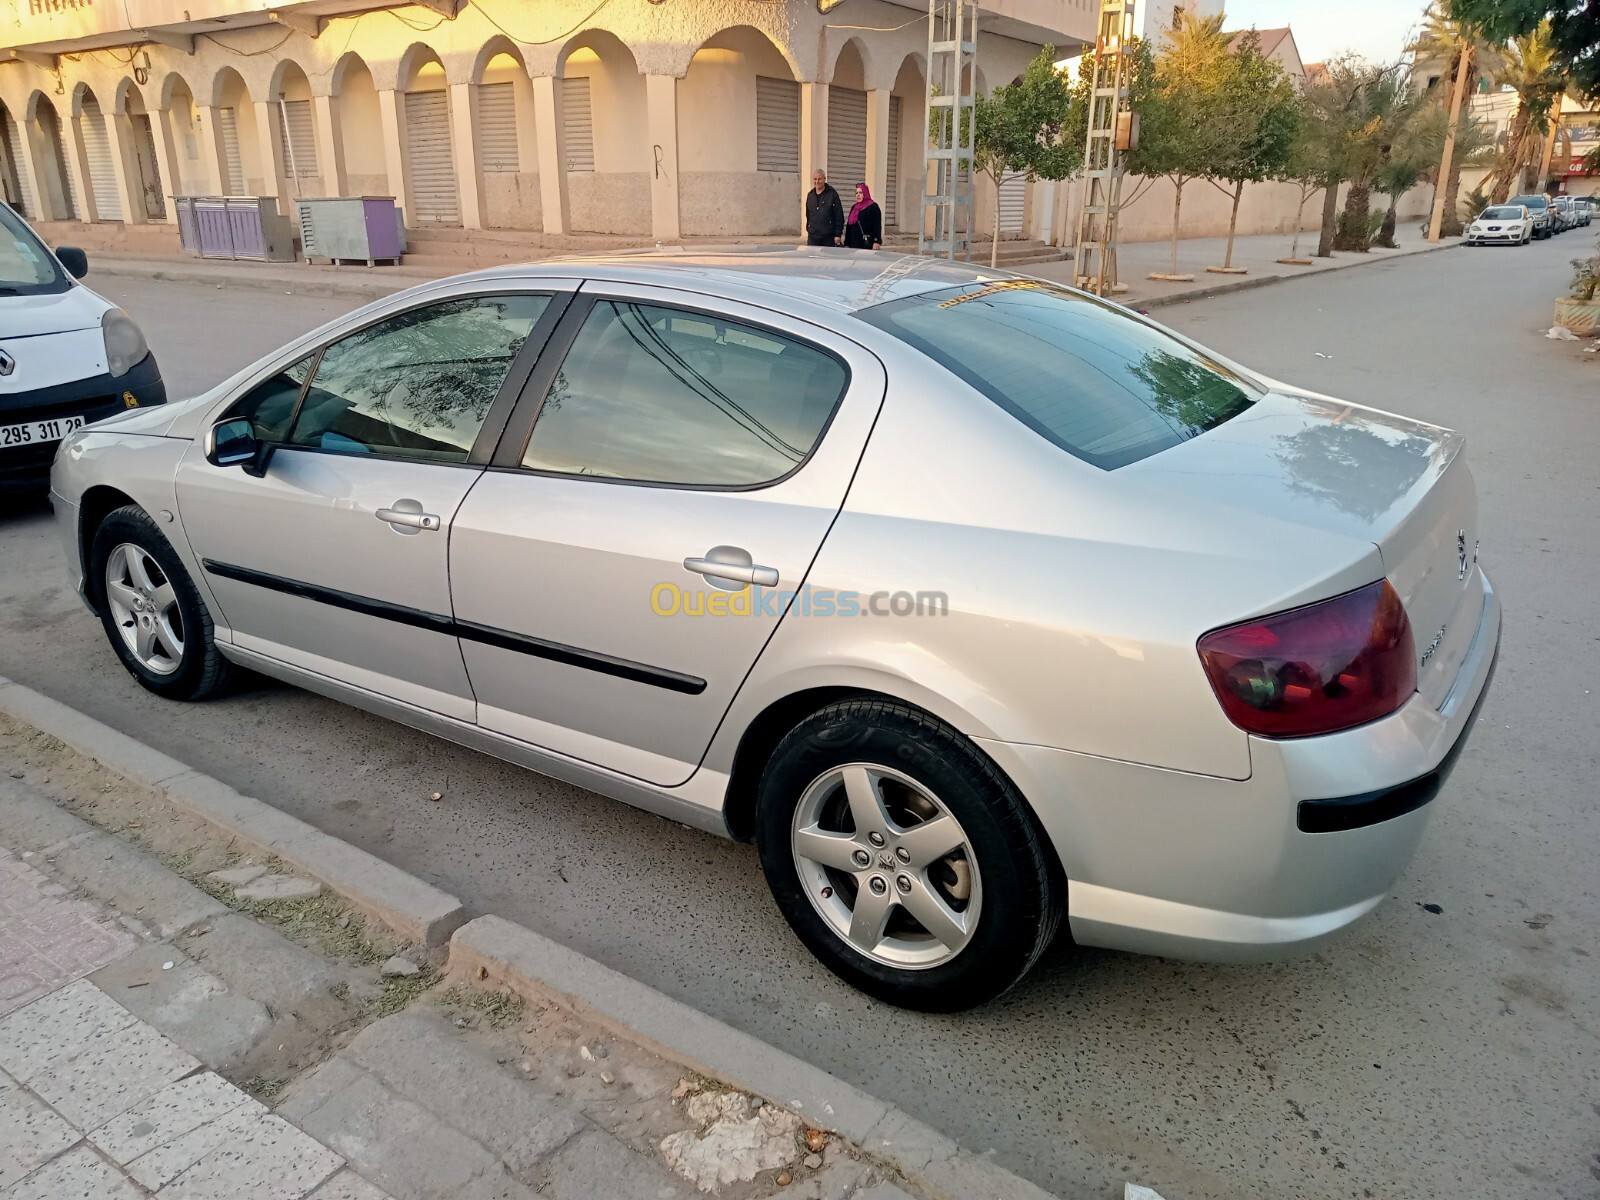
{"left": 805, "top": 169, "right": 844, "bottom": 246}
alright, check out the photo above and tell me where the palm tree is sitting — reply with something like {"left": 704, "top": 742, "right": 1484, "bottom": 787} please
{"left": 1485, "top": 22, "right": 1567, "bottom": 203}
{"left": 1409, "top": 4, "right": 1502, "bottom": 236}
{"left": 1332, "top": 64, "right": 1415, "bottom": 251}
{"left": 1409, "top": 104, "right": 1498, "bottom": 230}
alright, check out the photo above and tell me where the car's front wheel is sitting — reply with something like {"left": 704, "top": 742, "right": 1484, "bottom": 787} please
{"left": 754, "top": 699, "right": 1062, "bottom": 1011}
{"left": 89, "top": 505, "right": 235, "bottom": 701}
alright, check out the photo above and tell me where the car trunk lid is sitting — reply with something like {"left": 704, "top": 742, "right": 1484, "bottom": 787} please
{"left": 1121, "top": 390, "right": 1482, "bottom": 708}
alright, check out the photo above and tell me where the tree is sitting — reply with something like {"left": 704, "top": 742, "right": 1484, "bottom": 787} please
{"left": 1332, "top": 63, "right": 1415, "bottom": 251}
{"left": 1485, "top": 21, "right": 1567, "bottom": 202}
{"left": 1447, "top": 0, "right": 1600, "bottom": 99}
{"left": 1300, "top": 56, "right": 1381, "bottom": 257}
{"left": 1373, "top": 115, "right": 1431, "bottom": 247}
{"left": 973, "top": 47, "right": 1081, "bottom": 267}
{"left": 1126, "top": 11, "right": 1235, "bottom": 277}
{"left": 1202, "top": 30, "right": 1302, "bottom": 270}
{"left": 1411, "top": 5, "right": 1502, "bottom": 237}
{"left": 1409, "top": 102, "right": 1498, "bottom": 228}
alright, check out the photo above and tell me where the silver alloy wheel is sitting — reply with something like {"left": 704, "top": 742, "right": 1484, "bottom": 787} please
{"left": 104, "top": 542, "right": 184, "bottom": 677}
{"left": 791, "top": 762, "right": 982, "bottom": 969}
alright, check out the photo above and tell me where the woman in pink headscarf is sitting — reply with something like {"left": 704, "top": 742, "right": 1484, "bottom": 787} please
{"left": 843, "top": 183, "right": 883, "bottom": 250}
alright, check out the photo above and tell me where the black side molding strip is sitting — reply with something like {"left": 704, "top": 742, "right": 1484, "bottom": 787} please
{"left": 1297, "top": 647, "right": 1499, "bottom": 834}
{"left": 201, "top": 559, "right": 707, "bottom": 696}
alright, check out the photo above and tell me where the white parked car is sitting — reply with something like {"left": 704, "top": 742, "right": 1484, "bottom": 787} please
{"left": 1466, "top": 205, "right": 1533, "bottom": 246}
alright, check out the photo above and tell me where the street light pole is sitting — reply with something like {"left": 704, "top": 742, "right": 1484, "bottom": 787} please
{"left": 1427, "top": 43, "right": 1473, "bottom": 242}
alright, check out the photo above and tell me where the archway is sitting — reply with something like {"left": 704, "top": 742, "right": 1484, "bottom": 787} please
{"left": 210, "top": 68, "right": 255, "bottom": 194}
{"left": 399, "top": 45, "right": 460, "bottom": 224}
{"left": 473, "top": 39, "right": 539, "bottom": 228}
{"left": 73, "top": 83, "right": 122, "bottom": 220}
{"left": 0, "top": 100, "right": 26, "bottom": 214}
{"left": 679, "top": 26, "right": 798, "bottom": 235}
{"left": 332, "top": 55, "right": 386, "bottom": 196}
{"left": 159, "top": 75, "right": 204, "bottom": 201}
{"left": 827, "top": 41, "right": 869, "bottom": 203}
{"left": 118, "top": 82, "right": 166, "bottom": 220}
{"left": 557, "top": 30, "right": 648, "bottom": 234}
{"left": 269, "top": 60, "right": 320, "bottom": 197}
{"left": 888, "top": 54, "right": 926, "bottom": 232}
{"left": 26, "top": 93, "right": 74, "bottom": 219}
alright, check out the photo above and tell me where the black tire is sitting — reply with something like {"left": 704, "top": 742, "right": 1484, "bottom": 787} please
{"left": 88, "top": 505, "right": 236, "bottom": 701}
{"left": 754, "top": 699, "right": 1063, "bottom": 1011}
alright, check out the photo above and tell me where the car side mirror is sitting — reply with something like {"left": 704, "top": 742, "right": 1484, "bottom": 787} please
{"left": 205, "top": 417, "right": 273, "bottom": 477}
{"left": 55, "top": 246, "right": 89, "bottom": 279}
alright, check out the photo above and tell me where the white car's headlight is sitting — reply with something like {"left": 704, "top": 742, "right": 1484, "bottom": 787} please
{"left": 102, "top": 309, "right": 149, "bottom": 378}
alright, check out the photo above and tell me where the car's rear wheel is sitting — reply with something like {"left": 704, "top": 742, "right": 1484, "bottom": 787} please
{"left": 89, "top": 505, "right": 235, "bottom": 701}
{"left": 754, "top": 699, "right": 1062, "bottom": 1011}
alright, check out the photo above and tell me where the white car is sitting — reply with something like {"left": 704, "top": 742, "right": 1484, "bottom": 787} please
{"left": 1, "top": 201, "right": 164, "bottom": 494}
{"left": 1466, "top": 205, "right": 1533, "bottom": 246}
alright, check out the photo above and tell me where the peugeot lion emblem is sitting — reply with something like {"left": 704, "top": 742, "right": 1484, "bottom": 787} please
{"left": 1457, "top": 530, "right": 1469, "bottom": 581}
{"left": 0, "top": 349, "right": 15, "bottom": 378}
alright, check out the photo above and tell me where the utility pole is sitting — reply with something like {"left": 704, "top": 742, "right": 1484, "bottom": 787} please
{"left": 1427, "top": 42, "right": 1473, "bottom": 242}
{"left": 920, "top": 0, "right": 978, "bottom": 260}
{"left": 1073, "top": 0, "right": 1135, "bottom": 295}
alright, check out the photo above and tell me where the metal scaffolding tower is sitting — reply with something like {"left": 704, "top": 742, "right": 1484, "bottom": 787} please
{"left": 1073, "top": 0, "right": 1136, "bottom": 295}
{"left": 920, "top": 0, "right": 977, "bottom": 260}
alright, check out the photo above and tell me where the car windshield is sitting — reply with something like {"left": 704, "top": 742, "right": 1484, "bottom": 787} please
{"left": 0, "top": 202, "right": 68, "bottom": 295}
{"left": 858, "top": 280, "right": 1261, "bottom": 470}
{"left": 1482, "top": 207, "right": 1523, "bottom": 220}
{"left": 1510, "top": 195, "right": 1548, "bottom": 210}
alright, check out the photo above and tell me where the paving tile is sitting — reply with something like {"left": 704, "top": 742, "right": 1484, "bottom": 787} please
{"left": 0, "top": 856, "right": 136, "bottom": 1017}
{"left": 306, "top": 1168, "right": 397, "bottom": 1200}
{"left": 124, "top": 1099, "right": 268, "bottom": 1191}
{"left": 0, "top": 1070, "right": 81, "bottom": 1189}
{"left": 91, "top": 945, "right": 273, "bottom": 1072}
{"left": 89, "top": 1071, "right": 257, "bottom": 1165}
{"left": 29, "top": 1014, "right": 199, "bottom": 1131}
{"left": 540, "top": 1128, "right": 693, "bottom": 1200}
{"left": 159, "top": 1111, "right": 343, "bottom": 1200}
{"left": 0, "top": 979, "right": 139, "bottom": 1082}
{"left": 1, "top": 1144, "right": 144, "bottom": 1200}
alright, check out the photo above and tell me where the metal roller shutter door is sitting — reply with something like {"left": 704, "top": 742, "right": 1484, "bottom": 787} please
{"left": 998, "top": 172, "right": 1026, "bottom": 234}
{"left": 276, "top": 99, "right": 318, "bottom": 179}
{"left": 560, "top": 77, "right": 594, "bottom": 172}
{"left": 80, "top": 96, "right": 122, "bottom": 221}
{"left": 476, "top": 82, "right": 519, "bottom": 173}
{"left": 885, "top": 95, "right": 901, "bottom": 228}
{"left": 755, "top": 76, "right": 799, "bottom": 173}
{"left": 827, "top": 86, "right": 867, "bottom": 193}
{"left": 404, "top": 89, "right": 460, "bottom": 224}
{"left": 217, "top": 108, "right": 245, "bottom": 196}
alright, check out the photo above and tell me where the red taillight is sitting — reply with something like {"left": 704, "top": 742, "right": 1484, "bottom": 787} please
{"left": 1197, "top": 580, "right": 1417, "bottom": 738}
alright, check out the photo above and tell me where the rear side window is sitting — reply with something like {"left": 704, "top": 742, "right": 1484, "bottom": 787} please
{"left": 521, "top": 300, "right": 847, "bottom": 487}
{"left": 858, "top": 281, "right": 1260, "bottom": 470}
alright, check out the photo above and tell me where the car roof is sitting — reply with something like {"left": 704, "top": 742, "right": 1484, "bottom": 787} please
{"left": 441, "top": 248, "right": 1022, "bottom": 318}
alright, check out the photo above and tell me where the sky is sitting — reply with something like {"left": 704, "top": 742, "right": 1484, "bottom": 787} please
{"left": 1221, "top": 0, "right": 1427, "bottom": 67}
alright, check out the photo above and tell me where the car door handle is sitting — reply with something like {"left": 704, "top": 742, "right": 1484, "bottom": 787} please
{"left": 376, "top": 504, "right": 441, "bottom": 533}
{"left": 683, "top": 556, "right": 780, "bottom": 588}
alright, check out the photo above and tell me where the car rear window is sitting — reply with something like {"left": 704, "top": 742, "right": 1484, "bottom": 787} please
{"left": 857, "top": 280, "right": 1261, "bottom": 470}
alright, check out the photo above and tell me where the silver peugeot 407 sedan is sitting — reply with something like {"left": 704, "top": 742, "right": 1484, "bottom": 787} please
{"left": 49, "top": 252, "right": 1500, "bottom": 1011}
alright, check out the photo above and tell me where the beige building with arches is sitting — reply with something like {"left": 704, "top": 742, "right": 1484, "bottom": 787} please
{"left": 0, "top": 0, "right": 1091, "bottom": 246}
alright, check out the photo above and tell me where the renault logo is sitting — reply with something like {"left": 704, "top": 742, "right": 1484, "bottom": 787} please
{"left": 0, "top": 349, "right": 14, "bottom": 377}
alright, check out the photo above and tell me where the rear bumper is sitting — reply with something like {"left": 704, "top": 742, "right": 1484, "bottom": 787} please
{"left": 0, "top": 355, "right": 164, "bottom": 492}
{"left": 980, "top": 569, "right": 1501, "bottom": 962}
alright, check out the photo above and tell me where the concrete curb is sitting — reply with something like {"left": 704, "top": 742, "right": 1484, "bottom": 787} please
{"left": 447, "top": 915, "right": 1056, "bottom": 1200}
{"left": 86, "top": 258, "right": 429, "bottom": 302}
{"left": 0, "top": 676, "right": 1062, "bottom": 1199}
{"left": 0, "top": 677, "right": 465, "bottom": 947}
{"left": 1130, "top": 239, "right": 1460, "bottom": 310}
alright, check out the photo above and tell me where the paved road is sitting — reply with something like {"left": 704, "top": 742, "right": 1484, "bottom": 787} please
{"left": 2, "top": 245, "right": 1596, "bottom": 1200}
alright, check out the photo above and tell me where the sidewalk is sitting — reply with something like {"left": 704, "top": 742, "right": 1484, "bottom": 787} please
{"left": 0, "top": 683, "right": 1054, "bottom": 1200}
{"left": 79, "top": 225, "right": 1460, "bottom": 310}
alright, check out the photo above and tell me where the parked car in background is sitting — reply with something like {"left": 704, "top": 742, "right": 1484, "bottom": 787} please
{"left": 1466, "top": 204, "right": 1533, "bottom": 246}
{"left": 1569, "top": 197, "right": 1593, "bottom": 226}
{"left": 1508, "top": 194, "right": 1555, "bottom": 238}
{"left": 48, "top": 252, "right": 1500, "bottom": 1011}
{"left": 0, "top": 202, "right": 164, "bottom": 494}
{"left": 1551, "top": 197, "right": 1577, "bottom": 232}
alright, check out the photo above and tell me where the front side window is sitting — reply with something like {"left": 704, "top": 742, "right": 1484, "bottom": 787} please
{"left": 858, "top": 281, "right": 1260, "bottom": 470}
{"left": 0, "top": 201, "right": 68, "bottom": 295}
{"left": 287, "top": 294, "right": 550, "bottom": 462}
{"left": 521, "top": 300, "right": 848, "bottom": 487}
{"left": 227, "top": 355, "right": 316, "bottom": 444}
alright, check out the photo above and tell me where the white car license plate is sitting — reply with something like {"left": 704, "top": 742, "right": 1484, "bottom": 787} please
{"left": 0, "top": 415, "right": 86, "bottom": 448}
